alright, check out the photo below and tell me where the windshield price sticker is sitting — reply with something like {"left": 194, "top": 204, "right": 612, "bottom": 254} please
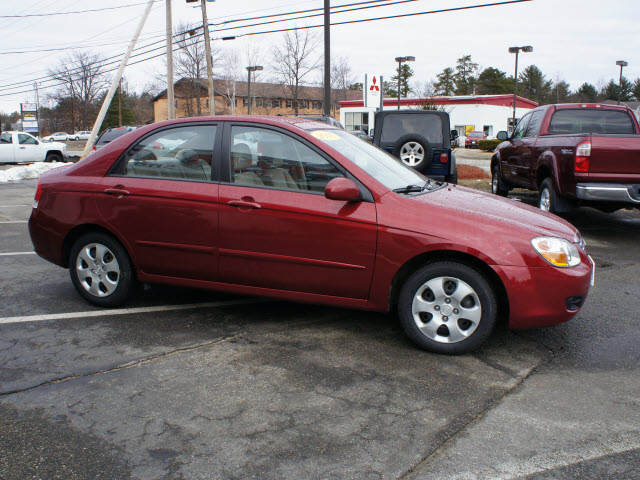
{"left": 311, "top": 131, "right": 340, "bottom": 141}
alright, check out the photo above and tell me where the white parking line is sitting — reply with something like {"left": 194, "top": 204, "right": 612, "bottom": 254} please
{"left": 0, "top": 252, "right": 36, "bottom": 256}
{"left": 0, "top": 221, "right": 28, "bottom": 224}
{"left": 0, "top": 299, "right": 267, "bottom": 325}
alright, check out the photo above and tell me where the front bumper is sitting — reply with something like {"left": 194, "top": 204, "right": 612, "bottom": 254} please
{"left": 576, "top": 183, "right": 640, "bottom": 204}
{"left": 493, "top": 258, "right": 592, "bottom": 329}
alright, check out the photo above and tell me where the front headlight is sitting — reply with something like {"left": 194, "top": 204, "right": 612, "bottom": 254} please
{"left": 531, "top": 236, "right": 581, "bottom": 268}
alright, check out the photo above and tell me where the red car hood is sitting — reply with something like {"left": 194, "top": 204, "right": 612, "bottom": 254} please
{"left": 377, "top": 184, "right": 581, "bottom": 267}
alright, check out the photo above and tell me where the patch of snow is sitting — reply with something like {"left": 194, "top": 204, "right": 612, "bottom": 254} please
{"left": 0, "top": 162, "right": 71, "bottom": 184}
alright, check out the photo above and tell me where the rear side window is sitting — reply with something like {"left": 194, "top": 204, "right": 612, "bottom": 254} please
{"left": 97, "top": 129, "right": 129, "bottom": 145}
{"left": 548, "top": 109, "right": 636, "bottom": 134}
{"left": 524, "top": 110, "right": 546, "bottom": 137}
{"left": 380, "top": 114, "right": 443, "bottom": 144}
{"left": 0, "top": 133, "right": 12, "bottom": 144}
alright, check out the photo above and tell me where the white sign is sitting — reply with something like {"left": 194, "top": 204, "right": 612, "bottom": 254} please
{"left": 365, "top": 74, "right": 381, "bottom": 107}
{"left": 21, "top": 103, "right": 37, "bottom": 112}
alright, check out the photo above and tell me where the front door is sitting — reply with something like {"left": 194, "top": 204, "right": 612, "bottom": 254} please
{"left": 97, "top": 124, "right": 222, "bottom": 281}
{"left": 218, "top": 124, "right": 377, "bottom": 299}
{"left": 503, "top": 113, "right": 532, "bottom": 186}
{"left": 16, "top": 133, "right": 42, "bottom": 163}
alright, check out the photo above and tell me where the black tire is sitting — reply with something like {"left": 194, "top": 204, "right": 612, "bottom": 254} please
{"left": 445, "top": 169, "right": 458, "bottom": 185}
{"left": 391, "top": 134, "right": 433, "bottom": 172}
{"left": 69, "top": 232, "right": 135, "bottom": 307}
{"left": 45, "top": 153, "right": 62, "bottom": 163}
{"left": 538, "top": 177, "right": 556, "bottom": 213}
{"left": 491, "top": 166, "right": 509, "bottom": 197}
{"left": 397, "top": 262, "right": 498, "bottom": 354}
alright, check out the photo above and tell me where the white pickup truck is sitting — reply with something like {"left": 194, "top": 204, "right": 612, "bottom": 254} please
{"left": 0, "top": 131, "right": 67, "bottom": 164}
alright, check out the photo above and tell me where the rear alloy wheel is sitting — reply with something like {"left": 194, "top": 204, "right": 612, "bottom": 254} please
{"left": 539, "top": 178, "right": 556, "bottom": 213}
{"left": 69, "top": 232, "right": 135, "bottom": 307}
{"left": 397, "top": 262, "right": 497, "bottom": 354}
{"left": 491, "top": 166, "right": 509, "bottom": 197}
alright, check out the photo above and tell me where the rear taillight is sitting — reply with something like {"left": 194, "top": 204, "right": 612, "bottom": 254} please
{"left": 439, "top": 152, "right": 449, "bottom": 163}
{"left": 33, "top": 180, "right": 42, "bottom": 208}
{"left": 575, "top": 141, "right": 591, "bottom": 172}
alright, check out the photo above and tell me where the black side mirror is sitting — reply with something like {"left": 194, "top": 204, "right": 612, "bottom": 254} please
{"left": 450, "top": 130, "right": 459, "bottom": 140}
{"left": 496, "top": 131, "right": 509, "bottom": 141}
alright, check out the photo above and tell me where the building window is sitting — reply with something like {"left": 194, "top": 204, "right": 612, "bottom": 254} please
{"left": 243, "top": 98, "right": 249, "bottom": 107}
{"left": 272, "top": 99, "right": 282, "bottom": 108}
{"left": 483, "top": 125, "right": 493, "bottom": 137}
{"left": 205, "top": 99, "right": 209, "bottom": 109}
{"left": 299, "top": 100, "right": 309, "bottom": 109}
{"left": 286, "top": 100, "right": 293, "bottom": 108}
{"left": 312, "top": 101, "right": 322, "bottom": 110}
{"left": 256, "top": 98, "right": 263, "bottom": 107}
{"left": 345, "top": 112, "right": 369, "bottom": 133}
{"left": 174, "top": 100, "right": 178, "bottom": 108}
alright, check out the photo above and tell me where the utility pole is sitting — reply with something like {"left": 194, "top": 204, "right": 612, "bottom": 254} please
{"left": 323, "top": 0, "right": 331, "bottom": 116}
{"left": 201, "top": 0, "right": 215, "bottom": 115}
{"left": 82, "top": 0, "right": 155, "bottom": 159}
{"left": 166, "top": 0, "right": 175, "bottom": 119}
{"left": 118, "top": 77, "right": 123, "bottom": 125}
{"left": 34, "top": 82, "right": 40, "bottom": 135}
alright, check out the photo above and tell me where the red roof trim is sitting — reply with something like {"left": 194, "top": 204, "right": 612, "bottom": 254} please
{"left": 339, "top": 95, "right": 538, "bottom": 109}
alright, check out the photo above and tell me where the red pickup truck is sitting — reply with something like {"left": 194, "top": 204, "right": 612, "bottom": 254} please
{"left": 491, "top": 104, "right": 640, "bottom": 213}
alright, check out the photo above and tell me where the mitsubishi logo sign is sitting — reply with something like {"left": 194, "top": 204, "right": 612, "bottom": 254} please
{"left": 365, "top": 73, "right": 381, "bottom": 107}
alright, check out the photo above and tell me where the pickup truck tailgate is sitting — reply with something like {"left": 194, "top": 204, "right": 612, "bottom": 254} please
{"left": 589, "top": 135, "right": 640, "bottom": 177}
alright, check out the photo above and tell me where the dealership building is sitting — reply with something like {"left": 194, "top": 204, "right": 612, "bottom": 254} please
{"left": 338, "top": 94, "right": 538, "bottom": 139}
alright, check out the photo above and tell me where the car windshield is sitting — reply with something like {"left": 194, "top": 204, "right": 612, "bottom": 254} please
{"left": 380, "top": 113, "right": 443, "bottom": 144}
{"left": 468, "top": 132, "right": 484, "bottom": 137}
{"left": 311, "top": 129, "right": 427, "bottom": 191}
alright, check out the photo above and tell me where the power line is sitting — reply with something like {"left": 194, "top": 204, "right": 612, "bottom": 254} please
{"left": 0, "top": 0, "right": 532, "bottom": 99}
{"left": 0, "top": 1, "right": 152, "bottom": 18}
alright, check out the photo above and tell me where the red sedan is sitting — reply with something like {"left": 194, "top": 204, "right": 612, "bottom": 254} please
{"left": 28, "top": 116, "right": 593, "bottom": 354}
{"left": 465, "top": 131, "right": 487, "bottom": 148}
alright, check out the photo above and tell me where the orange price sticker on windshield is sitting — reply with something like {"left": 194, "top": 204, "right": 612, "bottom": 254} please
{"left": 311, "top": 131, "right": 340, "bottom": 141}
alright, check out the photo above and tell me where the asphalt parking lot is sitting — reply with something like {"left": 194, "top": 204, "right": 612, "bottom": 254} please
{"left": 0, "top": 176, "right": 639, "bottom": 479}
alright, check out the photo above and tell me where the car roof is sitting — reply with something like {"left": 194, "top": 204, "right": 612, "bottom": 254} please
{"left": 144, "top": 115, "right": 341, "bottom": 134}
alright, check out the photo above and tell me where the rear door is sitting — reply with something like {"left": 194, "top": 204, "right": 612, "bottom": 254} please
{"left": 0, "top": 132, "right": 15, "bottom": 163}
{"left": 97, "top": 123, "right": 222, "bottom": 281}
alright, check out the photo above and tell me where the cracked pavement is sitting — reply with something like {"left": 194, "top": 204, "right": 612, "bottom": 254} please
{"left": 0, "top": 181, "right": 638, "bottom": 479}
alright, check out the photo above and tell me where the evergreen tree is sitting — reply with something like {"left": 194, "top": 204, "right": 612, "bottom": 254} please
{"left": 631, "top": 78, "right": 640, "bottom": 101}
{"left": 434, "top": 67, "right": 456, "bottom": 96}
{"left": 100, "top": 85, "right": 135, "bottom": 132}
{"left": 601, "top": 77, "right": 632, "bottom": 102}
{"left": 453, "top": 55, "right": 479, "bottom": 95}
{"left": 476, "top": 67, "right": 512, "bottom": 94}
{"left": 552, "top": 80, "right": 572, "bottom": 103}
{"left": 383, "top": 80, "right": 398, "bottom": 98}
{"left": 348, "top": 82, "right": 363, "bottom": 91}
{"left": 575, "top": 83, "right": 597, "bottom": 102}
{"left": 518, "top": 65, "right": 553, "bottom": 104}
{"left": 390, "top": 63, "right": 414, "bottom": 98}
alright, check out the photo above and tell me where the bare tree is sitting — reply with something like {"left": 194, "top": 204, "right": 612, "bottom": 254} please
{"left": 49, "top": 51, "right": 108, "bottom": 130}
{"left": 414, "top": 80, "right": 451, "bottom": 112}
{"left": 173, "top": 23, "right": 221, "bottom": 116}
{"left": 271, "top": 29, "right": 321, "bottom": 116}
{"left": 219, "top": 48, "right": 242, "bottom": 114}
{"left": 330, "top": 56, "right": 355, "bottom": 115}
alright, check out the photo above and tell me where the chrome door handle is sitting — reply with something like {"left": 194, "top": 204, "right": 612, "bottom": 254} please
{"left": 228, "top": 200, "right": 261, "bottom": 209}
{"left": 104, "top": 188, "right": 130, "bottom": 196}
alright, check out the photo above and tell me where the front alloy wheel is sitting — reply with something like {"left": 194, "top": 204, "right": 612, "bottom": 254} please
{"left": 397, "top": 262, "right": 497, "bottom": 354}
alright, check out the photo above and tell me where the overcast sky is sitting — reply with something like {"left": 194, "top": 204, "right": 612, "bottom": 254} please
{"left": 0, "top": 0, "right": 638, "bottom": 113}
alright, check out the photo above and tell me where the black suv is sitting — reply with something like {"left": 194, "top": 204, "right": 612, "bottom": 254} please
{"left": 372, "top": 110, "right": 458, "bottom": 183}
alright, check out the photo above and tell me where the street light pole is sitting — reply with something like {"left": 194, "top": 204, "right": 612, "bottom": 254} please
{"left": 394, "top": 56, "right": 415, "bottom": 110}
{"left": 246, "top": 66, "right": 263, "bottom": 115}
{"left": 616, "top": 60, "right": 628, "bottom": 105}
{"left": 509, "top": 45, "right": 533, "bottom": 132}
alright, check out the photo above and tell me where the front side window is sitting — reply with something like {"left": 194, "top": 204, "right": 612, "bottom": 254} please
{"left": 312, "top": 129, "right": 426, "bottom": 191}
{"left": 18, "top": 134, "right": 37, "bottom": 145}
{"left": 121, "top": 125, "right": 216, "bottom": 182}
{"left": 512, "top": 113, "right": 531, "bottom": 139}
{"left": 230, "top": 126, "right": 344, "bottom": 193}
{"left": 380, "top": 114, "right": 443, "bottom": 144}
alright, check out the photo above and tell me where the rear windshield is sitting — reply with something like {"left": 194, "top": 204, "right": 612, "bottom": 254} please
{"left": 380, "top": 114, "right": 443, "bottom": 144}
{"left": 548, "top": 109, "right": 636, "bottom": 135}
{"left": 97, "top": 129, "right": 129, "bottom": 145}
{"left": 468, "top": 132, "right": 484, "bottom": 137}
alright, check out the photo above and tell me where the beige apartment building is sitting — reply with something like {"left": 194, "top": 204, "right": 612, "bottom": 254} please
{"left": 153, "top": 77, "right": 361, "bottom": 122}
